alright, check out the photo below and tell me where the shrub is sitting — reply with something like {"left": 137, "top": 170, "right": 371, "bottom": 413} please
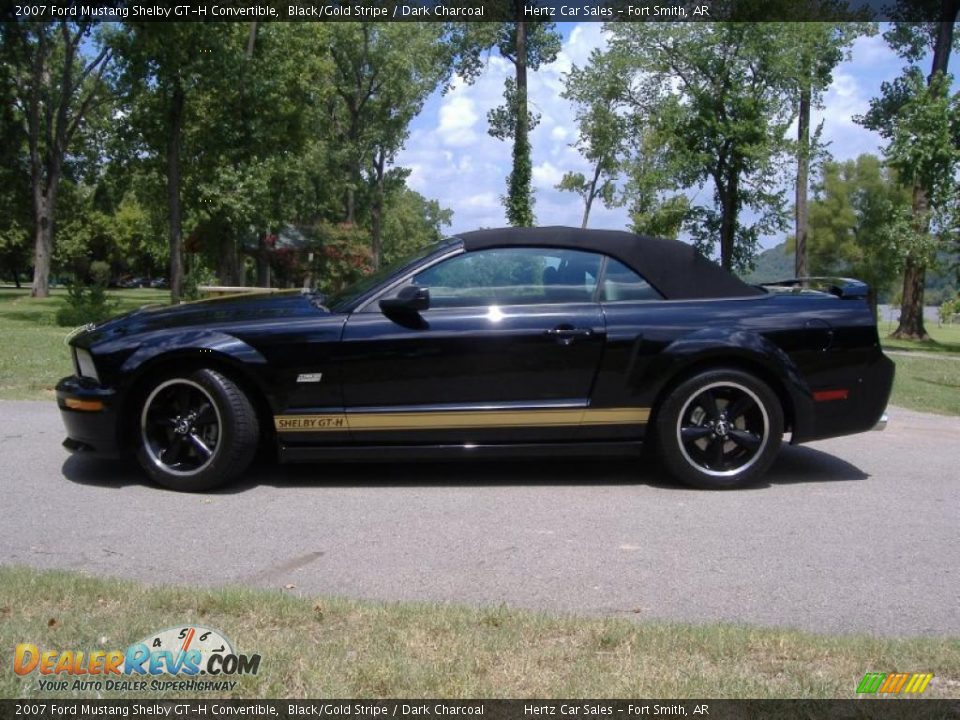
{"left": 939, "top": 297, "right": 960, "bottom": 325}
{"left": 55, "top": 276, "right": 116, "bottom": 327}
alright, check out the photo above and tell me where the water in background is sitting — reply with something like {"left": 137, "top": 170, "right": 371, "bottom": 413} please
{"left": 877, "top": 304, "right": 944, "bottom": 323}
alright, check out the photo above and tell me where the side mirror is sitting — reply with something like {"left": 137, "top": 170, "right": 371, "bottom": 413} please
{"left": 379, "top": 285, "right": 430, "bottom": 314}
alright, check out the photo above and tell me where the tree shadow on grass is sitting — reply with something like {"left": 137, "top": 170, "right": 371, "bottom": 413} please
{"left": 61, "top": 444, "right": 867, "bottom": 494}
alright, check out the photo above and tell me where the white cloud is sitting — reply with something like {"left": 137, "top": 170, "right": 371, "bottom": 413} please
{"left": 462, "top": 192, "right": 500, "bottom": 210}
{"left": 532, "top": 161, "right": 564, "bottom": 189}
{"left": 437, "top": 94, "right": 479, "bottom": 148}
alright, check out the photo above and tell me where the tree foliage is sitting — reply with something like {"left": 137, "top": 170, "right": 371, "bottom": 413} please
{"left": 3, "top": 19, "right": 113, "bottom": 297}
{"left": 857, "top": 12, "right": 960, "bottom": 338}
{"left": 600, "top": 23, "right": 796, "bottom": 271}
{"left": 486, "top": 18, "right": 561, "bottom": 227}
{"left": 793, "top": 155, "right": 911, "bottom": 307}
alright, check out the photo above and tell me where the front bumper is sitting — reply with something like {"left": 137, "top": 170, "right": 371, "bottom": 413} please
{"left": 56, "top": 375, "right": 121, "bottom": 456}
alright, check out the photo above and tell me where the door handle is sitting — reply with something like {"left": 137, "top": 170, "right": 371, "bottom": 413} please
{"left": 545, "top": 326, "right": 593, "bottom": 344}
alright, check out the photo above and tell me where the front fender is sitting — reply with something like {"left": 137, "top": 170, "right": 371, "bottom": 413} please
{"left": 119, "top": 328, "right": 268, "bottom": 376}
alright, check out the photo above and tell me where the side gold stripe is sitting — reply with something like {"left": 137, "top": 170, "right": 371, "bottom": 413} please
{"left": 582, "top": 408, "right": 650, "bottom": 425}
{"left": 274, "top": 407, "right": 650, "bottom": 433}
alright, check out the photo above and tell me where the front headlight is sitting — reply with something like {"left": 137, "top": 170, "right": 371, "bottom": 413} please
{"left": 75, "top": 348, "right": 100, "bottom": 383}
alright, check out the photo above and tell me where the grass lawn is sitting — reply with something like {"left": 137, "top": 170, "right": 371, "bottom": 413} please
{"left": 0, "top": 287, "right": 168, "bottom": 401}
{"left": 0, "top": 287, "right": 957, "bottom": 414}
{"left": 887, "top": 354, "right": 960, "bottom": 415}
{"left": 879, "top": 321, "right": 960, "bottom": 355}
{"left": 878, "top": 323, "right": 960, "bottom": 415}
{"left": 1, "top": 566, "right": 958, "bottom": 699}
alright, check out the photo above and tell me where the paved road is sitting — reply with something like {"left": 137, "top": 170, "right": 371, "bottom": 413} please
{"left": 1, "top": 400, "right": 957, "bottom": 638}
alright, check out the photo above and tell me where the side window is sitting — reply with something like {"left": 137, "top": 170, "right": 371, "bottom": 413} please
{"left": 406, "top": 247, "right": 602, "bottom": 308}
{"left": 600, "top": 258, "right": 662, "bottom": 302}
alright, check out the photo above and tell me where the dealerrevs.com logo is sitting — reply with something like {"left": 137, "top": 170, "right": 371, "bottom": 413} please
{"left": 14, "top": 625, "right": 261, "bottom": 693}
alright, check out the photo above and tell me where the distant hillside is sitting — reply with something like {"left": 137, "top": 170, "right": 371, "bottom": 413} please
{"left": 739, "top": 242, "right": 794, "bottom": 284}
{"left": 737, "top": 241, "right": 957, "bottom": 303}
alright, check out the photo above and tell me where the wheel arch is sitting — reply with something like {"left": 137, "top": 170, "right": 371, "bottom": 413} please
{"left": 117, "top": 345, "right": 275, "bottom": 453}
{"left": 648, "top": 352, "right": 797, "bottom": 436}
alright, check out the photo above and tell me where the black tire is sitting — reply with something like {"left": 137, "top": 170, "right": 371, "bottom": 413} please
{"left": 655, "top": 369, "right": 783, "bottom": 489}
{"left": 136, "top": 369, "right": 259, "bottom": 491}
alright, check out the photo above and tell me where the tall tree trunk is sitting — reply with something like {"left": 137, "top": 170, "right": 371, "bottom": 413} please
{"left": 506, "top": 19, "right": 534, "bottom": 227}
{"left": 31, "top": 195, "right": 54, "bottom": 298}
{"left": 794, "top": 85, "right": 810, "bottom": 279}
{"left": 218, "top": 233, "right": 241, "bottom": 285}
{"left": 892, "top": 13, "right": 956, "bottom": 338}
{"left": 892, "top": 184, "right": 931, "bottom": 339}
{"left": 256, "top": 233, "right": 271, "bottom": 288}
{"left": 346, "top": 186, "right": 356, "bottom": 225}
{"left": 582, "top": 162, "right": 602, "bottom": 229}
{"left": 370, "top": 150, "right": 385, "bottom": 270}
{"left": 167, "top": 79, "right": 185, "bottom": 303}
{"left": 928, "top": 7, "right": 956, "bottom": 83}
{"left": 28, "top": 30, "right": 51, "bottom": 298}
{"left": 23, "top": 23, "right": 110, "bottom": 297}
{"left": 718, "top": 167, "right": 738, "bottom": 272}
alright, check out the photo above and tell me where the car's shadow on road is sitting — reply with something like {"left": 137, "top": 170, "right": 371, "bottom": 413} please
{"left": 61, "top": 444, "right": 867, "bottom": 493}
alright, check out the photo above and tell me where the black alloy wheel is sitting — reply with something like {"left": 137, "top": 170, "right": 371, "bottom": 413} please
{"left": 656, "top": 369, "right": 783, "bottom": 489}
{"left": 137, "top": 369, "right": 259, "bottom": 491}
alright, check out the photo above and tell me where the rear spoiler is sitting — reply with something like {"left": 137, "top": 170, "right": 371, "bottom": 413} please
{"left": 759, "top": 277, "right": 871, "bottom": 300}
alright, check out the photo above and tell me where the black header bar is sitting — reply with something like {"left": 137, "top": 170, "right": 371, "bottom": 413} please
{"left": 5, "top": 0, "right": 958, "bottom": 23}
{"left": 1, "top": 700, "right": 959, "bottom": 720}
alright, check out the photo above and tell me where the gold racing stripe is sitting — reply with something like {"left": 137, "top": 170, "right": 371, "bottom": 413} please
{"left": 274, "top": 407, "right": 649, "bottom": 432}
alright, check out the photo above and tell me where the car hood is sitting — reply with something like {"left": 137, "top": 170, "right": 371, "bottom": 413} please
{"left": 75, "top": 291, "right": 330, "bottom": 347}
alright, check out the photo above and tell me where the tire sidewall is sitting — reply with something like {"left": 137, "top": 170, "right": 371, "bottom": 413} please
{"left": 136, "top": 369, "right": 256, "bottom": 492}
{"left": 656, "top": 369, "right": 784, "bottom": 489}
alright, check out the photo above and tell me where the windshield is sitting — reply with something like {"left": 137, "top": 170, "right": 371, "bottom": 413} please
{"left": 326, "top": 237, "right": 460, "bottom": 311}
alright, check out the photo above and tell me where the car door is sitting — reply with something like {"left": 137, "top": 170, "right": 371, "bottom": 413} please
{"left": 339, "top": 246, "right": 607, "bottom": 444}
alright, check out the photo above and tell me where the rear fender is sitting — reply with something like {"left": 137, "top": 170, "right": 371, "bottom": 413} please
{"left": 651, "top": 327, "right": 813, "bottom": 433}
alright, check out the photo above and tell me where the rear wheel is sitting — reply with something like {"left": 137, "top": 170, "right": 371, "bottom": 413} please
{"left": 136, "top": 369, "right": 259, "bottom": 491}
{"left": 655, "top": 369, "right": 783, "bottom": 489}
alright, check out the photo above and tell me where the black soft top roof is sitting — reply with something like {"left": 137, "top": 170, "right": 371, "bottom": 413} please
{"left": 456, "top": 227, "right": 762, "bottom": 300}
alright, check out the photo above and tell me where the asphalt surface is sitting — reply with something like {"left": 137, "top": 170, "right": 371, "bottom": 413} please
{"left": 1, "top": 400, "right": 957, "bottom": 638}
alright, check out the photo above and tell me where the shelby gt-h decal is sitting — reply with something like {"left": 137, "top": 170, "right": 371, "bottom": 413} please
{"left": 56, "top": 227, "right": 893, "bottom": 491}
{"left": 274, "top": 407, "right": 652, "bottom": 432}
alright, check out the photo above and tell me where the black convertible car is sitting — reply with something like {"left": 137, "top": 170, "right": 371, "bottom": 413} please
{"left": 57, "top": 227, "right": 893, "bottom": 491}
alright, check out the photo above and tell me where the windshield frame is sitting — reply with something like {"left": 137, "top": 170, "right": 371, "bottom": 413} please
{"left": 327, "top": 237, "right": 462, "bottom": 313}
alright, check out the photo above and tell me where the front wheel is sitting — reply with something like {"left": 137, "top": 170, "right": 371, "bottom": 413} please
{"left": 655, "top": 369, "right": 783, "bottom": 489}
{"left": 136, "top": 369, "right": 259, "bottom": 492}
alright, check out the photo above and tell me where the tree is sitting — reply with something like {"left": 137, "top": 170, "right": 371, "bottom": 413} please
{"left": 0, "top": 28, "right": 32, "bottom": 287}
{"left": 380, "top": 188, "right": 454, "bottom": 266}
{"left": 858, "top": 5, "right": 960, "bottom": 338}
{"left": 486, "top": 15, "right": 561, "bottom": 227}
{"left": 797, "top": 154, "right": 912, "bottom": 314}
{"left": 4, "top": 21, "right": 112, "bottom": 297}
{"left": 113, "top": 24, "right": 329, "bottom": 296}
{"left": 605, "top": 23, "right": 795, "bottom": 271}
{"left": 557, "top": 56, "right": 629, "bottom": 228}
{"left": 326, "top": 23, "right": 463, "bottom": 268}
{"left": 111, "top": 23, "right": 219, "bottom": 301}
{"left": 781, "top": 22, "right": 874, "bottom": 279}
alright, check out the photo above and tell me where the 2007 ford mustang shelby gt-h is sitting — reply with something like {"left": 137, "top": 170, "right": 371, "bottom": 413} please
{"left": 57, "top": 227, "right": 894, "bottom": 491}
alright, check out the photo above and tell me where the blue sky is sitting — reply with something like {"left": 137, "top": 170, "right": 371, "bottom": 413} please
{"left": 396, "top": 23, "right": 919, "bottom": 252}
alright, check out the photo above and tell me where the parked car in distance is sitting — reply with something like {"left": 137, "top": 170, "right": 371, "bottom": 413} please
{"left": 57, "top": 227, "right": 893, "bottom": 491}
{"left": 150, "top": 277, "right": 169, "bottom": 289}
